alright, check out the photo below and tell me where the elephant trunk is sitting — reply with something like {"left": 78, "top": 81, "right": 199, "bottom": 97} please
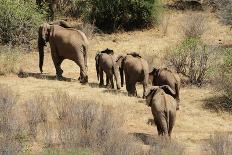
{"left": 38, "top": 37, "right": 45, "bottom": 73}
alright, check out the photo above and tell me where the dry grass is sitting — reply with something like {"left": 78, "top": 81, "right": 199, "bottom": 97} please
{"left": 182, "top": 13, "right": 206, "bottom": 38}
{"left": 204, "top": 132, "right": 232, "bottom": 155}
{"left": 0, "top": 84, "right": 23, "bottom": 155}
{"left": 148, "top": 138, "right": 185, "bottom": 155}
{"left": 0, "top": 46, "right": 21, "bottom": 75}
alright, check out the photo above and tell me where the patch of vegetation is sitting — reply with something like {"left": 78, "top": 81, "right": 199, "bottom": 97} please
{"left": 0, "top": 84, "right": 25, "bottom": 155}
{"left": 50, "top": 0, "right": 164, "bottom": 33}
{"left": 148, "top": 137, "right": 185, "bottom": 155}
{"left": 211, "top": 0, "right": 232, "bottom": 25}
{"left": 204, "top": 132, "right": 232, "bottom": 155}
{"left": 0, "top": 46, "right": 21, "bottom": 75}
{"left": 0, "top": 0, "right": 46, "bottom": 45}
{"left": 166, "top": 38, "right": 213, "bottom": 85}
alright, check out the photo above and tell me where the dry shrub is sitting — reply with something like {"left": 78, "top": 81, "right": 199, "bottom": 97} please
{"left": 148, "top": 138, "right": 185, "bottom": 155}
{"left": 166, "top": 38, "right": 219, "bottom": 85}
{"left": 211, "top": 0, "right": 232, "bottom": 25}
{"left": 53, "top": 91, "right": 140, "bottom": 154}
{"left": 0, "top": 84, "right": 23, "bottom": 155}
{"left": 182, "top": 13, "right": 206, "bottom": 38}
{"left": 76, "top": 22, "right": 96, "bottom": 39}
{"left": 204, "top": 132, "right": 232, "bottom": 155}
{"left": 0, "top": 46, "right": 21, "bottom": 75}
{"left": 161, "top": 13, "right": 170, "bottom": 36}
{"left": 25, "top": 95, "right": 48, "bottom": 139}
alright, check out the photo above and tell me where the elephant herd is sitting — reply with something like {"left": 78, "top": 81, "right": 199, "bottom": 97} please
{"left": 38, "top": 21, "right": 181, "bottom": 138}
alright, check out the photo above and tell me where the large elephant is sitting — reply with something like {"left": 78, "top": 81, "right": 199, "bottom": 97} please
{"left": 95, "top": 49, "right": 121, "bottom": 89}
{"left": 38, "top": 23, "right": 89, "bottom": 83}
{"left": 149, "top": 68, "right": 180, "bottom": 109}
{"left": 145, "top": 85, "right": 177, "bottom": 137}
{"left": 117, "top": 52, "right": 149, "bottom": 98}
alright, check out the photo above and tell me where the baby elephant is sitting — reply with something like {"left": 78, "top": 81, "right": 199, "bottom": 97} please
{"left": 95, "top": 48, "right": 121, "bottom": 89}
{"left": 145, "top": 85, "right": 177, "bottom": 137}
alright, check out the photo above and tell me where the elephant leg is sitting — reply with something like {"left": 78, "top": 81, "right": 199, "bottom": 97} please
{"left": 142, "top": 81, "right": 147, "bottom": 99}
{"left": 154, "top": 119, "right": 162, "bottom": 136}
{"left": 125, "top": 74, "right": 131, "bottom": 96}
{"left": 106, "top": 75, "right": 110, "bottom": 87}
{"left": 168, "top": 112, "right": 176, "bottom": 137}
{"left": 51, "top": 51, "right": 63, "bottom": 80}
{"left": 131, "top": 83, "right": 137, "bottom": 97}
{"left": 99, "top": 68, "right": 104, "bottom": 87}
{"left": 159, "top": 113, "right": 168, "bottom": 136}
{"left": 110, "top": 75, "right": 114, "bottom": 89}
{"left": 74, "top": 59, "right": 88, "bottom": 84}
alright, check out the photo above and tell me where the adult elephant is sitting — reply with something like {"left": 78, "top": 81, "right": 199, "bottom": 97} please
{"left": 117, "top": 52, "right": 149, "bottom": 98}
{"left": 95, "top": 48, "right": 121, "bottom": 89}
{"left": 149, "top": 68, "right": 180, "bottom": 109}
{"left": 38, "top": 23, "right": 89, "bottom": 83}
{"left": 145, "top": 85, "right": 177, "bottom": 137}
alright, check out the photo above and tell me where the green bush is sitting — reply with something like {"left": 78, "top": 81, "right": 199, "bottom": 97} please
{"left": 218, "top": 48, "right": 232, "bottom": 101}
{"left": 58, "top": 0, "right": 163, "bottom": 33}
{"left": 90, "top": 0, "right": 163, "bottom": 32}
{"left": 166, "top": 37, "right": 219, "bottom": 85}
{"left": 0, "top": 0, "right": 46, "bottom": 45}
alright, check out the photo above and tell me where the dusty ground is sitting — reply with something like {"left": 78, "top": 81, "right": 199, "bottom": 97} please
{"left": 0, "top": 11, "right": 232, "bottom": 154}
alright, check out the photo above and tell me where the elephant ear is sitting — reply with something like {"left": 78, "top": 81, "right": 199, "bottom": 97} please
{"left": 41, "top": 23, "right": 51, "bottom": 43}
{"left": 145, "top": 86, "right": 159, "bottom": 107}
{"left": 160, "top": 85, "right": 176, "bottom": 98}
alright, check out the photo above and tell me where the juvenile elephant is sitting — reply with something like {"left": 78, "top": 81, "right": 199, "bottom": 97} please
{"left": 38, "top": 23, "right": 89, "bottom": 83}
{"left": 95, "top": 49, "right": 121, "bottom": 89}
{"left": 117, "top": 52, "right": 149, "bottom": 98}
{"left": 149, "top": 68, "right": 180, "bottom": 109}
{"left": 145, "top": 85, "right": 177, "bottom": 137}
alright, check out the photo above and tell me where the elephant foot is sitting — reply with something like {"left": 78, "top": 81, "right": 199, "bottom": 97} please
{"left": 80, "top": 76, "right": 88, "bottom": 84}
{"left": 56, "top": 75, "right": 64, "bottom": 81}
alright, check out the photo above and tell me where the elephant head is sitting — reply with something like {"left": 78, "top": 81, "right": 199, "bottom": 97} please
{"left": 145, "top": 85, "right": 176, "bottom": 107}
{"left": 38, "top": 23, "right": 52, "bottom": 73}
{"left": 149, "top": 67, "right": 159, "bottom": 85}
{"left": 115, "top": 55, "right": 125, "bottom": 87}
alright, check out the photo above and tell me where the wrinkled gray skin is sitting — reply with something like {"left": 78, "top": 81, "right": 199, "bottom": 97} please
{"left": 117, "top": 53, "right": 149, "bottom": 98}
{"left": 145, "top": 85, "right": 177, "bottom": 137}
{"left": 149, "top": 68, "right": 180, "bottom": 110}
{"left": 38, "top": 23, "right": 89, "bottom": 83}
{"left": 95, "top": 49, "right": 121, "bottom": 89}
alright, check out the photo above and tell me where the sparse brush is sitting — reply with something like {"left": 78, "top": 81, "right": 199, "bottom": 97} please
{"left": 0, "top": 46, "right": 21, "bottom": 75}
{"left": 25, "top": 94, "right": 48, "bottom": 139}
{"left": 204, "top": 132, "right": 232, "bottom": 155}
{"left": 182, "top": 13, "right": 206, "bottom": 38}
{"left": 165, "top": 38, "right": 222, "bottom": 86}
{"left": 0, "top": 84, "right": 23, "bottom": 155}
{"left": 148, "top": 137, "right": 185, "bottom": 155}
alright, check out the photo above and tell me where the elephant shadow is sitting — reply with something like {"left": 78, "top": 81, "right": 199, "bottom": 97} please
{"left": 131, "top": 132, "right": 158, "bottom": 145}
{"left": 18, "top": 71, "right": 76, "bottom": 82}
{"left": 102, "top": 89, "right": 128, "bottom": 96}
{"left": 88, "top": 82, "right": 100, "bottom": 88}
